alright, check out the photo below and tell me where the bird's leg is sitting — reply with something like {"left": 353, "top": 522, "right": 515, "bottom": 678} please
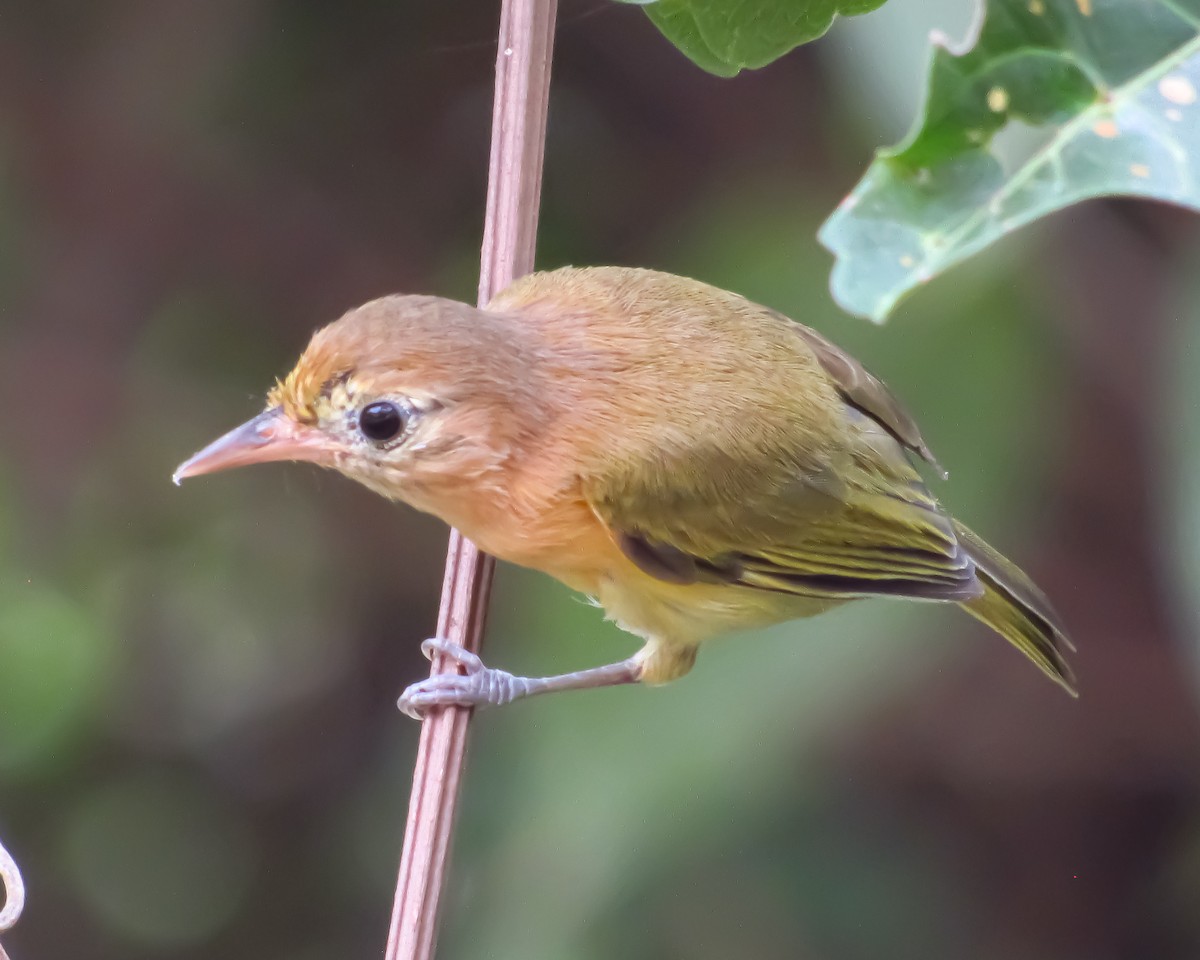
{"left": 397, "top": 638, "right": 641, "bottom": 720}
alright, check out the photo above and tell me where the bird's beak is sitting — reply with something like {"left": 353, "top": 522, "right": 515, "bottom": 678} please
{"left": 173, "top": 407, "right": 332, "bottom": 485}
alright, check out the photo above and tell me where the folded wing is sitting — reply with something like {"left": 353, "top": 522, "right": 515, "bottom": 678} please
{"left": 587, "top": 317, "right": 978, "bottom": 603}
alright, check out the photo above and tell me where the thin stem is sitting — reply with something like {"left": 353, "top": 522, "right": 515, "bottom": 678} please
{"left": 0, "top": 832, "right": 23, "bottom": 959}
{"left": 0, "top": 836, "right": 22, "bottom": 932}
{"left": 383, "top": 2, "right": 557, "bottom": 959}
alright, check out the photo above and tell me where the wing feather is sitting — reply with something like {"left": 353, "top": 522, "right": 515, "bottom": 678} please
{"left": 782, "top": 316, "right": 944, "bottom": 474}
{"left": 588, "top": 421, "right": 979, "bottom": 604}
{"left": 567, "top": 283, "right": 973, "bottom": 604}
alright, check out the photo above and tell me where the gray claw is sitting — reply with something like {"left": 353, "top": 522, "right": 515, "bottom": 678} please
{"left": 398, "top": 673, "right": 480, "bottom": 720}
{"left": 397, "top": 639, "right": 531, "bottom": 721}
{"left": 419, "top": 637, "right": 483, "bottom": 673}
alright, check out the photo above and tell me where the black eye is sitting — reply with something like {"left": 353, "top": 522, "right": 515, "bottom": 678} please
{"left": 359, "top": 401, "right": 406, "bottom": 442}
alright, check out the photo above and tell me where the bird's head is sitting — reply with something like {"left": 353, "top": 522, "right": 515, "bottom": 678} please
{"left": 174, "top": 295, "right": 543, "bottom": 508}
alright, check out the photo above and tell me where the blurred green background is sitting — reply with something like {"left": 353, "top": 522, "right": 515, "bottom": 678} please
{"left": 2, "top": 1, "right": 1200, "bottom": 958}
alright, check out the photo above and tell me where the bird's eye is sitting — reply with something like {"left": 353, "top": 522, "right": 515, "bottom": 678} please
{"left": 359, "top": 401, "right": 406, "bottom": 443}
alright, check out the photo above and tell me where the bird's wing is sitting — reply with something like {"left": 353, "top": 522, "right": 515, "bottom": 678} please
{"left": 779, "top": 315, "right": 943, "bottom": 472}
{"left": 585, "top": 385, "right": 977, "bottom": 604}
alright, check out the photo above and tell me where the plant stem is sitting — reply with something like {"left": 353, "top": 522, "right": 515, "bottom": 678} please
{"left": 383, "top": 1, "right": 557, "bottom": 958}
{"left": 0, "top": 837, "right": 21, "bottom": 933}
{"left": 0, "top": 833, "right": 23, "bottom": 960}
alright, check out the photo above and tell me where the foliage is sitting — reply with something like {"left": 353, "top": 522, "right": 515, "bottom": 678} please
{"left": 616, "top": 0, "right": 888, "bottom": 76}
{"left": 624, "top": 0, "right": 1200, "bottom": 322}
{"left": 821, "top": 0, "right": 1200, "bottom": 319}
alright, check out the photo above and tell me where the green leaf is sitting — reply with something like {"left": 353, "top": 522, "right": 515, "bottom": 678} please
{"left": 819, "top": 0, "right": 1200, "bottom": 321}
{"left": 615, "top": 0, "right": 889, "bottom": 76}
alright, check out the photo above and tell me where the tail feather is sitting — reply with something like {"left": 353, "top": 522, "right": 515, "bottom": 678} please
{"left": 952, "top": 520, "right": 1077, "bottom": 696}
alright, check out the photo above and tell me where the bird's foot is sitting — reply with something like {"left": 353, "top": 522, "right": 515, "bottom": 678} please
{"left": 397, "top": 638, "right": 534, "bottom": 720}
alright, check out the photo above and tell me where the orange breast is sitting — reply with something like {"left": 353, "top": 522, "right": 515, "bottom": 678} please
{"left": 440, "top": 468, "right": 837, "bottom": 647}
{"left": 425, "top": 468, "right": 622, "bottom": 598}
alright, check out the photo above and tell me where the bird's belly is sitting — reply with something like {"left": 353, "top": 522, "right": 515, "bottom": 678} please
{"left": 594, "top": 572, "right": 842, "bottom": 646}
{"left": 444, "top": 488, "right": 844, "bottom": 645}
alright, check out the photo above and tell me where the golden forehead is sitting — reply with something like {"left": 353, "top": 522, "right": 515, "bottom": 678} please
{"left": 267, "top": 355, "right": 353, "bottom": 424}
{"left": 266, "top": 307, "right": 390, "bottom": 421}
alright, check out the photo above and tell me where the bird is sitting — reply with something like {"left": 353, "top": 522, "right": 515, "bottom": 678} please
{"left": 174, "top": 266, "right": 1075, "bottom": 717}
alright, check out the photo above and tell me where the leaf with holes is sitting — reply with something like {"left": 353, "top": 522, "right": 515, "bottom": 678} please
{"left": 819, "top": 0, "right": 1200, "bottom": 321}
{"left": 615, "top": 0, "right": 889, "bottom": 76}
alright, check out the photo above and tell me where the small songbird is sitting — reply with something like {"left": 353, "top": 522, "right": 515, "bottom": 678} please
{"left": 175, "top": 266, "right": 1075, "bottom": 717}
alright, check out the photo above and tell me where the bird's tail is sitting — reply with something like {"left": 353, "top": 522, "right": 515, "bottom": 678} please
{"left": 953, "top": 520, "right": 1077, "bottom": 695}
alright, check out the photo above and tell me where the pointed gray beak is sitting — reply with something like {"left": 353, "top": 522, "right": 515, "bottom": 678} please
{"left": 173, "top": 407, "right": 332, "bottom": 485}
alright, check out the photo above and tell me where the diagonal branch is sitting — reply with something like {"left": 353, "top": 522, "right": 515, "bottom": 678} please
{"left": 383, "top": 1, "right": 558, "bottom": 958}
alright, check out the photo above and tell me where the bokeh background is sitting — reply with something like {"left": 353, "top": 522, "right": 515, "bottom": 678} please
{"left": 2, "top": 0, "right": 1199, "bottom": 957}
